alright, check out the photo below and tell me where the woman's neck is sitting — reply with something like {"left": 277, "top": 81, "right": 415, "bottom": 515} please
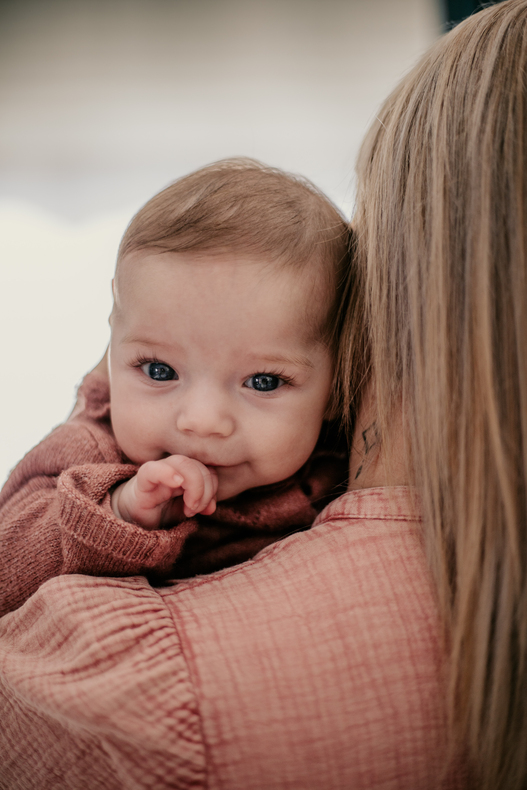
{"left": 348, "top": 387, "right": 411, "bottom": 491}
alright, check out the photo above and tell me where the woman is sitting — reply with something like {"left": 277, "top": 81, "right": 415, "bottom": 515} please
{"left": 0, "top": 2, "right": 524, "bottom": 787}
{"left": 341, "top": 1, "right": 527, "bottom": 786}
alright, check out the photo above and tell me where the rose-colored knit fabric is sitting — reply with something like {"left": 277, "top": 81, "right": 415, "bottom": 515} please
{"left": 0, "top": 373, "right": 348, "bottom": 616}
{"left": 0, "top": 488, "right": 466, "bottom": 789}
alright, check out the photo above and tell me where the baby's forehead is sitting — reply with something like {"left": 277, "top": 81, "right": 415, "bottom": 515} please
{"left": 116, "top": 248, "right": 329, "bottom": 294}
{"left": 114, "top": 249, "right": 331, "bottom": 339}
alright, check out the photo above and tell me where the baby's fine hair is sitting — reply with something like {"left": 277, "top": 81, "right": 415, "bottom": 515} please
{"left": 117, "top": 158, "right": 353, "bottom": 356}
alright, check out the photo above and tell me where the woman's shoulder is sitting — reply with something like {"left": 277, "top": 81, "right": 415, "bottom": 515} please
{"left": 154, "top": 485, "right": 456, "bottom": 789}
{"left": 313, "top": 484, "right": 421, "bottom": 524}
{"left": 164, "top": 488, "right": 429, "bottom": 635}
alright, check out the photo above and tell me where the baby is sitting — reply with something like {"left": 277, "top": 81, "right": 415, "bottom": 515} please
{"left": 0, "top": 158, "right": 351, "bottom": 614}
{"left": 109, "top": 161, "right": 349, "bottom": 529}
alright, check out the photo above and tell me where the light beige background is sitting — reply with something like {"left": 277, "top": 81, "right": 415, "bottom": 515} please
{"left": 0, "top": 0, "right": 441, "bottom": 483}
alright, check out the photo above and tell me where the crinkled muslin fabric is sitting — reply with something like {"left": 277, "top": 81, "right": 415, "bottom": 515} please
{"left": 0, "top": 487, "right": 464, "bottom": 789}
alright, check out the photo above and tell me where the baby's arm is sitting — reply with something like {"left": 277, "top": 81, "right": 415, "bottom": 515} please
{"left": 111, "top": 456, "right": 218, "bottom": 529}
{"left": 0, "top": 424, "right": 215, "bottom": 617}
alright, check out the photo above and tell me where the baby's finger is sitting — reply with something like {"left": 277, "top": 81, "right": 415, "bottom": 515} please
{"left": 199, "top": 467, "right": 218, "bottom": 516}
{"left": 135, "top": 460, "right": 184, "bottom": 501}
{"left": 166, "top": 458, "right": 215, "bottom": 517}
{"left": 184, "top": 467, "right": 218, "bottom": 517}
{"left": 200, "top": 498, "right": 217, "bottom": 516}
{"left": 159, "top": 455, "right": 207, "bottom": 515}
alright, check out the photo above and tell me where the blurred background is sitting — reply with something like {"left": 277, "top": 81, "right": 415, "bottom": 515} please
{"left": 0, "top": 0, "right": 495, "bottom": 483}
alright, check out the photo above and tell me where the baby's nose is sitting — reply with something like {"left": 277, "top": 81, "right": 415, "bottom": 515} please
{"left": 175, "top": 391, "right": 234, "bottom": 438}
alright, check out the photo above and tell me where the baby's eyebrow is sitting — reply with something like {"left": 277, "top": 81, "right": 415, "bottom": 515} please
{"left": 120, "top": 334, "right": 169, "bottom": 348}
{"left": 258, "top": 353, "right": 315, "bottom": 370}
{"left": 119, "top": 336, "right": 315, "bottom": 370}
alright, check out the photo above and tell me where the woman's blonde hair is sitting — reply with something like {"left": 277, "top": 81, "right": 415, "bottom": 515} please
{"left": 341, "top": 1, "right": 527, "bottom": 786}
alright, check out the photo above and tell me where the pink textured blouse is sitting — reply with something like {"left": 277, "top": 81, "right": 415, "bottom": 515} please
{"left": 0, "top": 487, "right": 463, "bottom": 789}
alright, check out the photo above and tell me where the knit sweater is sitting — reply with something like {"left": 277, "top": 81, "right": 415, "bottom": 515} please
{"left": 0, "top": 372, "right": 348, "bottom": 616}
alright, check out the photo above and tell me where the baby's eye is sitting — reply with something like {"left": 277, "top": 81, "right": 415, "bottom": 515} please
{"left": 244, "top": 374, "right": 284, "bottom": 392}
{"left": 141, "top": 361, "right": 177, "bottom": 381}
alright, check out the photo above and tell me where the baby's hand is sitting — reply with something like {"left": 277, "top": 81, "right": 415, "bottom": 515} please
{"left": 111, "top": 455, "right": 218, "bottom": 530}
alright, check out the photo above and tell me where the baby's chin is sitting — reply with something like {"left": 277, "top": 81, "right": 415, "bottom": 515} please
{"left": 214, "top": 477, "right": 248, "bottom": 503}
{"left": 212, "top": 464, "right": 260, "bottom": 502}
{"left": 214, "top": 466, "right": 285, "bottom": 503}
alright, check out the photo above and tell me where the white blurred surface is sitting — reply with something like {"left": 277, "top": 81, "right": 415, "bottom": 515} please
{"left": 0, "top": 0, "right": 441, "bottom": 484}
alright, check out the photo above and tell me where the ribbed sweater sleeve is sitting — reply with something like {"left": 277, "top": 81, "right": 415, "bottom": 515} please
{"left": 0, "top": 376, "right": 197, "bottom": 616}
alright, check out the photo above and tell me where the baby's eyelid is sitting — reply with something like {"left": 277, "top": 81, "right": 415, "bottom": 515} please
{"left": 244, "top": 373, "right": 289, "bottom": 392}
{"left": 139, "top": 360, "right": 178, "bottom": 381}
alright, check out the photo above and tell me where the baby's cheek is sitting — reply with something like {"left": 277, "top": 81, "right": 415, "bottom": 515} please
{"left": 112, "top": 411, "right": 143, "bottom": 460}
{"left": 272, "top": 430, "right": 319, "bottom": 476}
{"left": 257, "top": 443, "right": 306, "bottom": 483}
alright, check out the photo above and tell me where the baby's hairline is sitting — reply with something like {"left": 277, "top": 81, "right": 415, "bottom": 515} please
{"left": 113, "top": 244, "right": 337, "bottom": 354}
{"left": 116, "top": 241, "right": 327, "bottom": 272}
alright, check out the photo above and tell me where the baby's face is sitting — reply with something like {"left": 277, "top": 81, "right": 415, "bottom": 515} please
{"left": 109, "top": 250, "right": 333, "bottom": 502}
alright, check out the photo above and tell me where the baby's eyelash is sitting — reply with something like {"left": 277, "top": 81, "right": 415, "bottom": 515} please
{"left": 256, "top": 369, "right": 295, "bottom": 385}
{"left": 129, "top": 358, "right": 295, "bottom": 386}
{"left": 130, "top": 354, "right": 162, "bottom": 368}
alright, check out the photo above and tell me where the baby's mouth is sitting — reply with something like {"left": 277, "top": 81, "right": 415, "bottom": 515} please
{"left": 161, "top": 451, "right": 232, "bottom": 468}
{"left": 190, "top": 458, "right": 236, "bottom": 471}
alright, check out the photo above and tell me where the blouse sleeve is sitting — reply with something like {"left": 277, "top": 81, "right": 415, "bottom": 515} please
{"left": 0, "top": 573, "right": 206, "bottom": 789}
